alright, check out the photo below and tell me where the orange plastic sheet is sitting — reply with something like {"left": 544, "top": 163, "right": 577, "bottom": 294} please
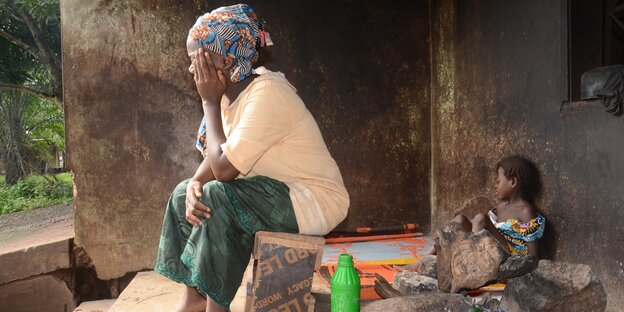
{"left": 316, "top": 236, "right": 435, "bottom": 300}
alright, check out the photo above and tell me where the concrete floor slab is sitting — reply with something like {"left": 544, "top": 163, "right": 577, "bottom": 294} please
{"left": 73, "top": 299, "right": 116, "bottom": 312}
{"left": 0, "top": 218, "right": 73, "bottom": 284}
{"left": 109, "top": 270, "right": 250, "bottom": 312}
{"left": 0, "top": 274, "right": 76, "bottom": 312}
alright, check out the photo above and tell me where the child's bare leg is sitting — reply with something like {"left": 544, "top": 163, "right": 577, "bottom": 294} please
{"left": 425, "top": 246, "right": 436, "bottom": 256}
{"left": 397, "top": 214, "right": 470, "bottom": 271}
{"left": 471, "top": 213, "right": 509, "bottom": 252}
{"left": 422, "top": 214, "right": 473, "bottom": 256}
{"left": 176, "top": 286, "right": 207, "bottom": 312}
{"left": 451, "top": 214, "right": 473, "bottom": 232}
{"left": 396, "top": 214, "right": 482, "bottom": 272}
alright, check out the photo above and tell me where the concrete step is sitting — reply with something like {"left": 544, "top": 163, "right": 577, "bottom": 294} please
{"left": 0, "top": 217, "right": 76, "bottom": 312}
{"left": 106, "top": 266, "right": 331, "bottom": 312}
{"left": 108, "top": 271, "right": 249, "bottom": 312}
{"left": 0, "top": 218, "right": 73, "bottom": 284}
{"left": 73, "top": 299, "right": 116, "bottom": 312}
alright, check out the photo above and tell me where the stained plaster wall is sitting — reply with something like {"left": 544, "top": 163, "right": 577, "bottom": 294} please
{"left": 62, "top": 0, "right": 214, "bottom": 279}
{"left": 61, "top": 0, "right": 432, "bottom": 280}
{"left": 430, "top": 1, "right": 624, "bottom": 311}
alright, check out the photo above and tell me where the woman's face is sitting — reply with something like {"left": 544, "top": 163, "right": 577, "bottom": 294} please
{"left": 186, "top": 37, "right": 232, "bottom": 76}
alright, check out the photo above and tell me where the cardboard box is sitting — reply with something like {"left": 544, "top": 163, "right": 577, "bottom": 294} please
{"left": 246, "top": 231, "right": 325, "bottom": 312}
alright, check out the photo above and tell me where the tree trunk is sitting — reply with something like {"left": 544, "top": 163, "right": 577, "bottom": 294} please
{"left": 1, "top": 91, "right": 28, "bottom": 185}
{"left": 4, "top": 148, "right": 26, "bottom": 185}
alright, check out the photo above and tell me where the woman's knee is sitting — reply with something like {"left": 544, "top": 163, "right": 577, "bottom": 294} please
{"left": 168, "top": 179, "right": 191, "bottom": 211}
{"left": 201, "top": 180, "right": 225, "bottom": 200}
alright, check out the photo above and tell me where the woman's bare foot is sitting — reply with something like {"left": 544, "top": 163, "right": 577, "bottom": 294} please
{"left": 175, "top": 286, "right": 207, "bottom": 312}
{"left": 206, "top": 297, "right": 226, "bottom": 312}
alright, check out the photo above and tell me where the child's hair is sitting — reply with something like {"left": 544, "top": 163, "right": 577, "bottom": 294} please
{"left": 496, "top": 155, "right": 541, "bottom": 204}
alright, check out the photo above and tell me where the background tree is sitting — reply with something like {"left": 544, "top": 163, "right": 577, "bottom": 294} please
{"left": 0, "top": 89, "right": 63, "bottom": 184}
{"left": 0, "top": 0, "right": 62, "bottom": 106}
{"left": 0, "top": 0, "right": 63, "bottom": 184}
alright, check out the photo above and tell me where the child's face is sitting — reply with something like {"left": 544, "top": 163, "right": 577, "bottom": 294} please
{"left": 496, "top": 167, "right": 515, "bottom": 200}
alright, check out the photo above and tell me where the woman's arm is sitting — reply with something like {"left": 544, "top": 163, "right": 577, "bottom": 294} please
{"left": 193, "top": 49, "right": 240, "bottom": 181}
{"left": 191, "top": 155, "right": 215, "bottom": 184}
{"left": 201, "top": 104, "right": 240, "bottom": 181}
{"left": 185, "top": 157, "right": 215, "bottom": 226}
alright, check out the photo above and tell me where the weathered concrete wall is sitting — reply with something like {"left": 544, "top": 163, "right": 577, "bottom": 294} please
{"left": 61, "top": 0, "right": 212, "bottom": 279}
{"left": 431, "top": 1, "right": 624, "bottom": 311}
{"left": 62, "top": 0, "right": 432, "bottom": 279}
{"left": 0, "top": 275, "right": 76, "bottom": 312}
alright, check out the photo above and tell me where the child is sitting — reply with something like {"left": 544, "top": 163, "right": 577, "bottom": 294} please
{"left": 401, "top": 155, "right": 546, "bottom": 271}
{"left": 453, "top": 156, "right": 546, "bottom": 257}
{"left": 484, "top": 155, "right": 546, "bottom": 256}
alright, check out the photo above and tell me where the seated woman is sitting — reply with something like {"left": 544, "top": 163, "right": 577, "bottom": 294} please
{"left": 154, "top": 4, "right": 349, "bottom": 312}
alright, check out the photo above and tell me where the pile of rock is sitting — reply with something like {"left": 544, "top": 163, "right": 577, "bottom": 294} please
{"left": 363, "top": 223, "right": 607, "bottom": 312}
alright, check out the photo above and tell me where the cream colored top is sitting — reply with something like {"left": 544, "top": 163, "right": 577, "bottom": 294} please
{"left": 220, "top": 67, "right": 349, "bottom": 235}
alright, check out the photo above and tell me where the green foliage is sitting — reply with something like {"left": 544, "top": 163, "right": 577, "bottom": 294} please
{"left": 55, "top": 172, "right": 70, "bottom": 184}
{"left": 0, "top": 173, "right": 71, "bottom": 215}
{"left": 1, "top": 0, "right": 64, "bottom": 185}
{"left": 0, "top": 0, "right": 62, "bottom": 102}
{"left": 24, "top": 94, "right": 65, "bottom": 158}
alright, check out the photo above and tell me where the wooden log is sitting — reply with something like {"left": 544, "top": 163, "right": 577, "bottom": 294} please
{"left": 435, "top": 223, "right": 509, "bottom": 293}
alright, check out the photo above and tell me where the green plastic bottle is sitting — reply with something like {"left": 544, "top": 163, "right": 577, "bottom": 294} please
{"left": 330, "top": 254, "right": 360, "bottom": 312}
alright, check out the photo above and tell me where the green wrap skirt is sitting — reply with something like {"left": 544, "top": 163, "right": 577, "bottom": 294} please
{"left": 154, "top": 176, "right": 299, "bottom": 309}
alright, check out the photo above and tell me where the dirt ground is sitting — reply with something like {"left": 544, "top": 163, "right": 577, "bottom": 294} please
{"left": 0, "top": 204, "right": 74, "bottom": 247}
{"left": 0, "top": 204, "right": 73, "bottom": 234}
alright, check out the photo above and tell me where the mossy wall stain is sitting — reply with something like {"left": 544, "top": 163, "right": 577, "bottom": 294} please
{"left": 62, "top": 0, "right": 208, "bottom": 279}
{"left": 431, "top": 1, "right": 624, "bottom": 310}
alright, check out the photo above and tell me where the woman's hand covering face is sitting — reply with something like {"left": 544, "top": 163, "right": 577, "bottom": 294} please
{"left": 193, "top": 48, "right": 228, "bottom": 105}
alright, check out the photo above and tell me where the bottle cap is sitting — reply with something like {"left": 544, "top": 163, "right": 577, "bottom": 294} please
{"left": 337, "top": 253, "right": 354, "bottom": 267}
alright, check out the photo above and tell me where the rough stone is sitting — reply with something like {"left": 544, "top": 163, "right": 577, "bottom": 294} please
{"left": 497, "top": 255, "right": 538, "bottom": 280}
{"left": 414, "top": 254, "right": 437, "bottom": 278}
{"left": 0, "top": 274, "right": 76, "bottom": 312}
{"left": 435, "top": 222, "right": 470, "bottom": 292}
{"left": 450, "top": 229, "right": 508, "bottom": 292}
{"left": 0, "top": 238, "right": 70, "bottom": 285}
{"left": 482, "top": 296, "right": 502, "bottom": 311}
{"left": 436, "top": 223, "right": 509, "bottom": 293}
{"left": 500, "top": 260, "right": 607, "bottom": 312}
{"left": 393, "top": 271, "right": 438, "bottom": 295}
{"left": 362, "top": 292, "right": 471, "bottom": 312}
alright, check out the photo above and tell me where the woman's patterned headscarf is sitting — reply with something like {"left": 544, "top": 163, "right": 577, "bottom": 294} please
{"left": 189, "top": 4, "right": 260, "bottom": 82}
